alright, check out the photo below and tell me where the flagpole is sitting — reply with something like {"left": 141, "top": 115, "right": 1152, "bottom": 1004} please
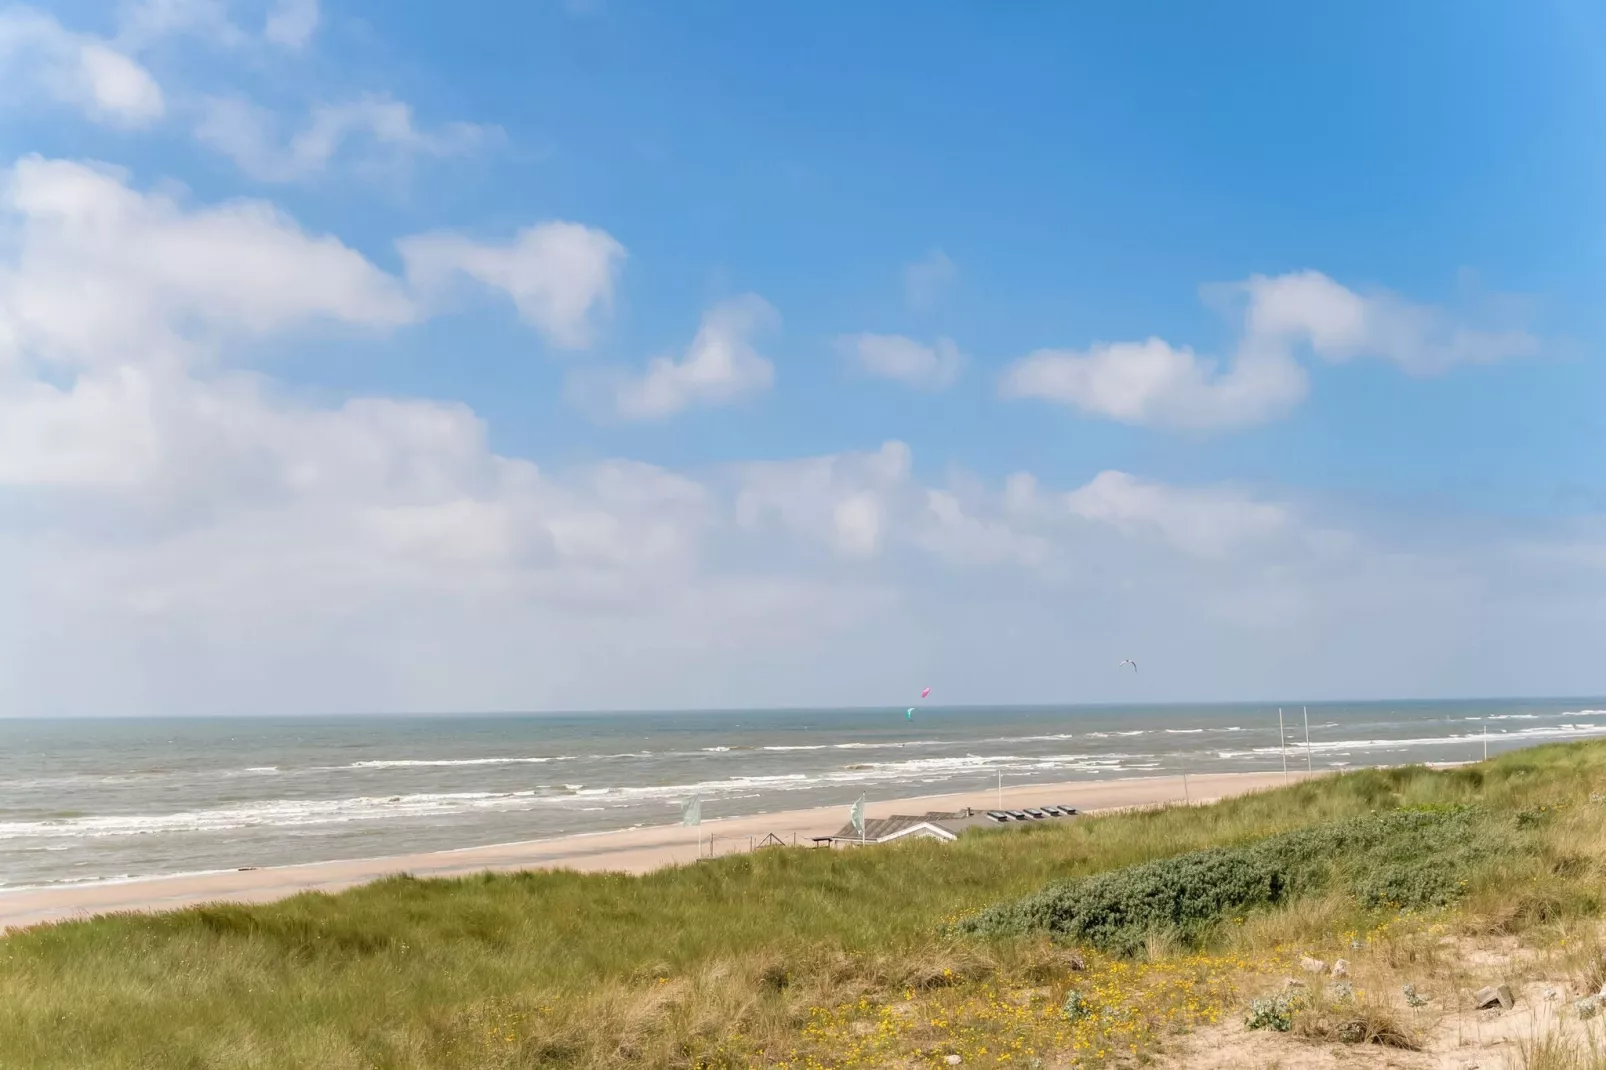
{"left": 683, "top": 796, "right": 702, "bottom": 860}
{"left": 1303, "top": 706, "right": 1313, "bottom": 775}
{"left": 1278, "top": 707, "right": 1288, "bottom": 784}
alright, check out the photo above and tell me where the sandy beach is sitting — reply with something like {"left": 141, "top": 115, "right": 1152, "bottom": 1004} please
{"left": 0, "top": 769, "right": 1309, "bottom": 933}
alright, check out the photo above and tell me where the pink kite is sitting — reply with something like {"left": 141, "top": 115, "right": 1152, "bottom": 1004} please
{"left": 921, "top": 687, "right": 931, "bottom": 699}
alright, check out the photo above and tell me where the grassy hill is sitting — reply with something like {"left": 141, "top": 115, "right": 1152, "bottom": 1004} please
{"left": 3, "top": 743, "right": 1606, "bottom": 1068}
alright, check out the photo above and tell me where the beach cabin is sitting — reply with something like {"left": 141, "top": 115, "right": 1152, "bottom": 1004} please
{"left": 820, "top": 806, "right": 1078, "bottom": 846}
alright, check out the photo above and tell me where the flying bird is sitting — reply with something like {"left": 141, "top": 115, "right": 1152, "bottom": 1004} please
{"left": 1118, "top": 659, "right": 1138, "bottom": 673}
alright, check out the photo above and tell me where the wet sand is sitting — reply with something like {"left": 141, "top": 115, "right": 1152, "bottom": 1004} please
{"left": 0, "top": 769, "right": 1310, "bottom": 933}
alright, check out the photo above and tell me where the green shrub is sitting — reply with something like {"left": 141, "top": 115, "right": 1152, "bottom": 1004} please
{"left": 1246, "top": 994, "right": 1296, "bottom": 1032}
{"left": 957, "top": 809, "right": 1491, "bottom": 955}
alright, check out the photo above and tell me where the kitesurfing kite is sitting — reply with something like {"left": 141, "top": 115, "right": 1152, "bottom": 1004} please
{"left": 906, "top": 708, "right": 915, "bottom": 720}
{"left": 921, "top": 687, "right": 931, "bottom": 699}
{"left": 1118, "top": 659, "right": 1138, "bottom": 672}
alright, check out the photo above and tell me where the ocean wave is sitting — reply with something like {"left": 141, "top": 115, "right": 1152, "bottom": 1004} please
{"left": 709, "top": 740, "right": 950, "bottom": 753}
{"left": 990, "top": 733, "right": 1078, "bottom": 743}
{"left": 838, "top": 752, "right": 1143, "bottom": 781}
{"left": 668, "top": 754, "right": 1147, "bottom": 793}
{"left": 0, "top": 766, "right": 283, "bottom": 789}
{"left": 1247, "top": 722, "right": 1606, "bottom": 756}
{"left": 347, "top": 756, "right": 576, "bottom": 769}
{"left": 0, "top": 789, "right": 574, "bottom": 841}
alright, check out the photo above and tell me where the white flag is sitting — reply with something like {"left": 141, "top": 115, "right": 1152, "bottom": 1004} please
{"left": 681, "top": 797, "right": 701, "bottom": 827}
{"left": 850, "top": 794, "right": 866, "bottom": 838}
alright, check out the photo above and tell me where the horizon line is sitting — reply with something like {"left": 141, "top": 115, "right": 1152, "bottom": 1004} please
{"left": 2, "top": 694, "right": 1602, "bottom": 721}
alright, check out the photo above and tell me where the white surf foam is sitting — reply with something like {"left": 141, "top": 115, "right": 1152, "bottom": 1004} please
{"left": 1247, "top": 722, "right": 1606, "bottom": 756}
{"left": 348, "top": 756, "right": 576, "bottom": 769}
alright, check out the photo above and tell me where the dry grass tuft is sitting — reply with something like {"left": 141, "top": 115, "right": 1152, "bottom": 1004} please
{"left": 1295, "top": 997, "right": 1420, "bottom": 1049}
{"left": 1508, "top": 1026, "right": 1606, "bottom": 1070}
{"left": 1567, "top": 932, "right": 1606, "bottom": 999}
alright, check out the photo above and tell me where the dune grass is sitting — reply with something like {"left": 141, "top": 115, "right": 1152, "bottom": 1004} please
{"left": 3, "top": 743, "right": 1606, "bottom": 1068}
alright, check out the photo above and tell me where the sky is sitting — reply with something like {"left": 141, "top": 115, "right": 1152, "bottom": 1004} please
{"left": 0, "top": 0, "right": 1603, "bottom": 716}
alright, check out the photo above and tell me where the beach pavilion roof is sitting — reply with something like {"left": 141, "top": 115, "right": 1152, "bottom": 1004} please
{"left": 823, "top": 806, "right": 1076, "bottom": 845}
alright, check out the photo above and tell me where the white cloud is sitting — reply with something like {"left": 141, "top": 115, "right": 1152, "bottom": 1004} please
{"left": 116, "top": 0, "right": 316, "bottom": 49}
{"left": 263, "top": 0, "right": 318, "bottom": 48}
{"left": 905, "top": 249, "right": 956, "bottom": 311}
{"left": 0, "top": 155, "right": 724, "bottom": 684}
{"left": 606, "top": 295, "right": 777, "bottom": 419}
{"left": 116, "top": 0, "right": 241, "bottom": 47}
{"left": 197, "top": 94, "right": 494, "bottom": 183}
{"left": 840, "top": 333, "right": 963, "bottom": 391}
{"left": 919, "top": 488, "right": 1052, "bottom": 568}
{"left": 733, "top": 443, "right": 1322, "bottom": 579}
{"left": 1001, "top": 270, "right": 1539, "bottom": 429}
{"left": 0, "top": 161, "right": 734, "bottom": 712}
{"left": 1002, "top": 337, "right": 1307, "bottom": 430}
{"left": 0, "top": 156, "right": 415, "bottom": 372}
{"left": 735, "top": 441, "right": 912, "bottom": 558}
{"left": 400, "top": 221, "right": 623, "bottom": 350}
{"left": 11, "top": 375, "right": 713, "bottom": 583}
{"left": 1063, "top": 470, "right": 1291, "bottom": 558}
{"left": 2, "top": 360, "right": 1602, "bottom": 711}
{"left": 0, "top": 8, "right": 164, "bottom": 126}
{"left": 1230, "top": 270, "right": 1540, "bottom": 376}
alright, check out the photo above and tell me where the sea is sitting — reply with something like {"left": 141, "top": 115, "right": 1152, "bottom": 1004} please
{"left": 0, "top": 698, "right": 1602, "bottom": 892}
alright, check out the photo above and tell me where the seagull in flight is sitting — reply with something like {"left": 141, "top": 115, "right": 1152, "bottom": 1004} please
{"left": 1118, "top": 659, "right": 1138, "bottom": 672}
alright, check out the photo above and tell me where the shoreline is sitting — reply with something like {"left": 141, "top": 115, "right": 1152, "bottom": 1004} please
{"left": 0, "top": 769, "right": 1311, "bottom": 933}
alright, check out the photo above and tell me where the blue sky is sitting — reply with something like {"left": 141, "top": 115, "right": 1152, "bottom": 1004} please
{"left": 0, "top": 1, "right": 1602, "bottom": 714}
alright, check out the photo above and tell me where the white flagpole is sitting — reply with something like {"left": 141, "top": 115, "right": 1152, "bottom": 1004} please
{"left": 1484, "top": 722, "right": 1489, "bottom": 762}
{"left": 997, "top": 771, "right": 1003, "bottom": 809}
{"left": 682, "top": 797, "right": 702, "bottom": 859}
{"left": 1303, "top": 706, "right": 1313, "bottom": 775}
{"left": 1278, "top": 707, "right": 1288, "bottom": 783}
